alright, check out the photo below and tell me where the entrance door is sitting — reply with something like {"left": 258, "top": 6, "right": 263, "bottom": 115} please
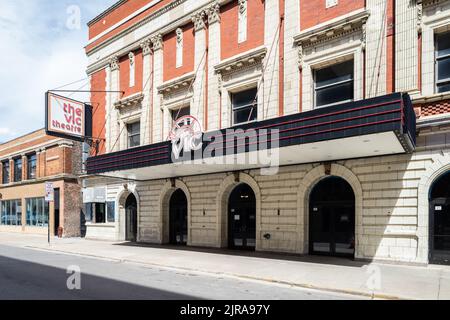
{"left": 169, "top": 189, "right": 188, "bottom": 245}
{"left": 430, "top": 172, "right": 450, "bottom": 264}
{"left": 54, "top": 188, "right": 60, "bottom": 236}
{"left": 125, "top": 194, "right": 138, "bottom": 242}
{"left": 309, "top": 177, "right": 355, "bottom": 258}
{"left": 228, "top": 184, "right": 256, "bottom": 251}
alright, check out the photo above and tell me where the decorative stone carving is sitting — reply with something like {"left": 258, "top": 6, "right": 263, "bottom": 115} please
{"left": 192, "top": 11, "right": 206, "bottom": 31}
{"left": 297, "top": 45, "right": 303, "bottom": 69}
{"left": 207, "top": 2, "right": 221, "bottom": 24}
{"left": 417, "top": 0, "right": 423, "bottom": 33}
{"left": 129, "top": 52, "right": 135, "bottom": 65}
{"left": 361, "top": 22, "right": 367, "bottom": 51}
{"left": 151, "top": 34, "right": 163, "bottom": 51}
{"left": 176, "top": 28, "right": 183, "bottom": 44}
{"left": 238, "top": 0, "right": 247, "bottom": 14}
{"left": 140, "top": 38, "right": 152, "bottom": 56}
{"left": 110, "top": 55, "right": 120, "bottom": 71}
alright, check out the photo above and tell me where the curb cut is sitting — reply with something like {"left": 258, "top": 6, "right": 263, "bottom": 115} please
{"left": 25, "top": 245, "right": 411, "bottom": 300}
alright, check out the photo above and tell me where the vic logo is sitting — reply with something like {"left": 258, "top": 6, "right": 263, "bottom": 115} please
{"left": 169, "top": 116, "right": 203, "bottom": 160}
{"left": 64, "top": 103, "right": 82, "bottom": 126}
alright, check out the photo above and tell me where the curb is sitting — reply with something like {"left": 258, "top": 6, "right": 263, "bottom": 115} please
{"left": 26, "top": 245, "right": 411, "bottom": 300}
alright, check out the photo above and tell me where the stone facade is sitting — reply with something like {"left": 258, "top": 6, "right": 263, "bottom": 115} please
{"left": 83, "top": 0, "right": 450, "bottom": 264}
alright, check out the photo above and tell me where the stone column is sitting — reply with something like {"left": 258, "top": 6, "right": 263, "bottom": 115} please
{"left": 206, "top": 2, "right": 221, "bottom": 131}
{"left": 262, "top": 0, "right": 280, "bottom": 120}
{"left": 141, "top": 38, "right": 153, "bottom": 145}
{"left": 151, "top": 34, "right": 164, "bottom": 142}
{"left": 192, "top": 11, "right": 207, "bottom": 130}
{"left": 109, "top": 56, "right": 121, "bottom": 151}
{"left": 9, "top": 158, "right": 14, "bottom": 182}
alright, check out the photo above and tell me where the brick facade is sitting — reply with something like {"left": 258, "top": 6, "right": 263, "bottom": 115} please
{"left": 0, "top": 129, "right": 82, "bottom": 237}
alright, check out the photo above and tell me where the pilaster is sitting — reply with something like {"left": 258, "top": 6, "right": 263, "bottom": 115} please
{"left": 151, "top": 34, "right": 164, "bottom": 142}
{"left": 192, "top": 11, "right": 207, "bottom": 130}
{"left": 207, "top": 2, "right": 221, "bottom": 130}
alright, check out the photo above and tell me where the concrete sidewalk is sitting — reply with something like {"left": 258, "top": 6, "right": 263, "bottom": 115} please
{"left": 1, "top": 233, "right": 449, "bottom": 300}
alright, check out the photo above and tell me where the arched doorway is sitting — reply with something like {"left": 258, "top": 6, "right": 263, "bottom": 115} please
{"left": 309, "top": 176, "right": 355, "bottom": 258}
{"left": 429, "top": 171, "right": 450, "bottom": 264}
{"left": 169, "top": 189, "right": 188, "bottom": 245}
{"left": 125, "top": 194, "right": 138, "bottom": 242}
{"left": 228, "top": 184, "right": 256, "bottom": 251}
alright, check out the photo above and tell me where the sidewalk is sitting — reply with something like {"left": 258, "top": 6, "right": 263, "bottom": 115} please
{"left": 1, "top": 233, "right": 449, "bottom": 300}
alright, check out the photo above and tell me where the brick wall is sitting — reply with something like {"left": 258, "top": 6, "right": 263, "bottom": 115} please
{"left": 120, "top": 49, "right": 144, "bottom": 97}
{"left": 90, "top": 69, "right": 107, "bottom": 155}
{"left": 416, "top": 99, "right": 450, "bottom": 118}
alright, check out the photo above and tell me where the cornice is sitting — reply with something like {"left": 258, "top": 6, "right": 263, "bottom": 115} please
{"left": 214, "top": 46, "right": 267, "bottom": 75}
{"left": 294, "top": 9, "right": 370, "bottom": 48}
{"left": 157, "top": 72, "right": 196, "bottom": 94}
{"left": 114, "top": 92, "right": 145, "bottom": 109}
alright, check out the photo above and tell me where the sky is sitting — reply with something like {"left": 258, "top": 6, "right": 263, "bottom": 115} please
{"left": 0, "top": 0, "right": 117, "bottom": 143}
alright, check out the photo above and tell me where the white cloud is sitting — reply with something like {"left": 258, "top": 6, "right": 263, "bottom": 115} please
{"left": 0, "top": 0, "right": 116, "bottom": 142}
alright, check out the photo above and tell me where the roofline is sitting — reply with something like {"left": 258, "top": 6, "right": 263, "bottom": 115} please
{"left": 0, "top": 128, "right": 45, "bottom": 147}
{"left": 87, "top": 0, "right": 128, "bottom": 27}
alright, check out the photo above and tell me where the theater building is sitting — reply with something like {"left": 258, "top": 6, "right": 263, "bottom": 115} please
{"left": 0, "top": 129, "right": 82, "bottom": 237}
{"left": 83, "top": 0, "right": 450, "bottom": 265}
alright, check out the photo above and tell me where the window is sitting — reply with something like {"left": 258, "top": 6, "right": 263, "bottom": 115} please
{"left": 26, "top": 198, "right": 49, "bottom": 227}
{"left": 27, "top": 154, "right": 37, "bottom": 180}
{"left": 171, "top": 107, "right": 191, "bottom": 122}
{"left": 1, "top": 200, "right": 22, "bottom": 226}
{"left": 2, "top": 161, "right": 9, "bottom": 184}
{"left": 13, "top": 158, "right": 22, "bottom": 182}
{"left": 436, "top": 31, "right": 450, "bottom": 93}
{"left": 107, "top": 201, "right": 116, "bottom": 223}
{"left": 231, "top": 88, "right": 258, "bottom": 125}
{"left": 84, "top": 203, "right": 109, "bottom": 224}
{"left": 127, "top": 122, "right": 141, "bottom": 148}
{"left": 314, "top": 60, "right": 354, "bottom": 108}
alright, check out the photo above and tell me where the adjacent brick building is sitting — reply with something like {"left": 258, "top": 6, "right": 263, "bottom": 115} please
{"left": 0, "top": 129, "right": 82, "bottom": 237}
{"left": 82, "top": 0, "right": 450, "bottom": 265}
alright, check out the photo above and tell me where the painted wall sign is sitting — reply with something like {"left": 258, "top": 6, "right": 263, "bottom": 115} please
{"left": 168, "top": 115, "right": 203, "bottom": 160}
{"left": 45, "top": 92, "right": 92, "bottom": 141}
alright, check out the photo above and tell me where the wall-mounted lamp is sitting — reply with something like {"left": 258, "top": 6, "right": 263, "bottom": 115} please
{"left": 263, "top": 233, "right": 271, "bottom": 240}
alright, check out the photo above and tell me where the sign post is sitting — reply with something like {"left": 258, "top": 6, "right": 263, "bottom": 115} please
{"left": 45, "top": 182, "right": 54, "bottom": 245}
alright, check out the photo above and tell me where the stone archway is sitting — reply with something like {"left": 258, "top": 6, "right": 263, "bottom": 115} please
{"left": 117, "top": 184, "right": 140, "bottom": 242}
{"left": 159, "top": 179, "right": 191, "bottom": 245}
{"left": 216, "top": 173, "right": 262, "bottom": 249}
{"left": 297, "top": 164, "right": 363, "bottom": 257}
{"left": 418, "top": 152, "right": 450, "bottom": 264}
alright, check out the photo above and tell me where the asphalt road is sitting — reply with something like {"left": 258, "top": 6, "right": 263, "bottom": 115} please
{"left": 0, "top": 245, "right": 364, "bottom": 300}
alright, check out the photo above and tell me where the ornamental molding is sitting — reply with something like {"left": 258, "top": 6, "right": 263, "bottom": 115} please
{"left": 176, "top": 28, "right": 183, "bottom": 44}
{"left": 128, "top": 52, "right": 135, "bottom": 65}
{"left": 151, "top": 34, "right": 163, "bottom": 51}
{"left": 214, "top": 46, "right": 267, "bottom": 75}
{"left": 192, "top": 10, "right": 207, "bottom": 31}
{"left": 157, "top": 72, "right": 196, "bottom": 94}
{"left": 140, "top": 37, "right": 152, "bottom": 56}
{"left": 421, "top": 0, "right": 447, "bottom": 8}
{"left": 114, "top": 92, "right": 144, "bottom": 109}
{"left": 206, "top": 2, "right": 221, "bottom": 24}
{"left": 238, "top": 0, "right": 247, "bottom": 14}
{"left": 110, "top": 55, "right": 120, "bottom": 71}
{"left": 293, "top": 9, "right": 370, "bottom": 48}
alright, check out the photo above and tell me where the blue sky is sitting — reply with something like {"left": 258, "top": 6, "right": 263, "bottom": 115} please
{"left": 0, "top": 0, "right": 117, "bottom": 142}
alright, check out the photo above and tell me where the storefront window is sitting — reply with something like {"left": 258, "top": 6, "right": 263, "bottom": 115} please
{"left": 1, "top": 199, "right": 22, "bottom": 226}
{"left": 26, "top": 198, "right": 49, "bottom": 227}
{"left": 107, "top": 201, "right": 116, "bottom": 223}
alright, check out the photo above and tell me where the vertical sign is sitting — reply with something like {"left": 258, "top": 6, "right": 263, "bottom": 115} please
{"left": 45, "top": 182, "right": 54, "bottom": 202}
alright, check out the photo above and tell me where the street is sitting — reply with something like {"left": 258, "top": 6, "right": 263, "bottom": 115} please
{"left": 0, "top": 245, "right": 363, "bottom": 300}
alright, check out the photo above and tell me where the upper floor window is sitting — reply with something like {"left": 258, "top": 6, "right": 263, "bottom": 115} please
{"left": 13, "top": 158, "right": 22, "bottom": 183}
{"left": 314, "top": 59, "right": 354, "bottom": 108}
{"left": 436, "top": 31, "right": 450, "bottom": 94}
{"left": 171, "top": 106, "right": 191, "bottom": 123}
{"left": 27, "top": 154, "right": 37, "bottom": 180}
{"left": 2, "top": 161, "right": 9, "bottom": 184}
{"left": 231, "top": 87, "right": 258, "bottom": 125}
{"left": 127, "top": 122, "right": 141, "bottom": 148}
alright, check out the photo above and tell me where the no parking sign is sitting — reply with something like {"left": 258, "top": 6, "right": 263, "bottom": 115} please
{"left": 45, "top": 182, "right": 54, "bottom": 202}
